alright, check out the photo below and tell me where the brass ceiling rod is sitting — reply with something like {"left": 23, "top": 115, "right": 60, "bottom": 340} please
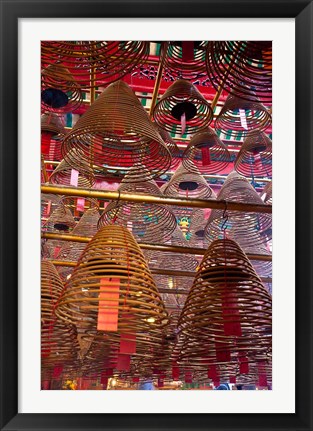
{"left": 42, "top": 233, "right": 272, "bottom": 262}
{"left": 41, "top": 185, "right": 272, "bottom": 214}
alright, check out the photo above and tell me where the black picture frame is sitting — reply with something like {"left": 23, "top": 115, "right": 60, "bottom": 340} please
{"left": 1, "top": 1, "right": 312, "bottom": 430}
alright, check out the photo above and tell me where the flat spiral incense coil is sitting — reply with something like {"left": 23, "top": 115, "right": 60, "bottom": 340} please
{"left": 177, "top": 238, "right": 272, "bottom": 367}
{"left": 98, "top": 173, "right": 177, "bottom": 243}
{"left": 164, "top": 41, "right": 208, "bottom": 80}
{"left": 261, "top": 181, "right": 272, "bottom": 204}
{"left": 49, "top": 151, "right": 95, "bottom": 188}
{"left": 54, "top": 225, "right": 168, "bottom": 334}
{"left": 41, "top": 41, "right": 150, "bottom": 87}
{"left": 41, "top": 63, "right": 83, "bottom": 113}
{"left": 183, "top": 128, "right": 231, "bottom": 174}
{"left": 61, "top": 81, "right": 171, "bottom": 182}
{"left": 41, "top": 261, "right": 64, "bottom": 323}
{"left": 235, "top": 132, "right": 272, "bottom": 178}
{"left": 206, "top": 41, "right": 272, "bottom": 103}
{"left": 152, "top": 79, "right": 213, "bottom": 136}
{"left": 163, "top": 162, "right": 214, "bottom": 199}
{"left": 205, "top": 171, "right": 272, "bottom": 248}
{"left": 214, "top": 95, "right": 272, "bottom": 138}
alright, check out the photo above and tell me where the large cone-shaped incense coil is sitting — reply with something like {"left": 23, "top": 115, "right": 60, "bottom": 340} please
{"left": 41, "top": 193, "right": 61, "bottom": 227}
{"left": 61, "top": 81, "right": 171, "bottom": 182}
{"left": 41, "top": 113, "right": 66, "bottom": 137}
{"left": 235, "top": 132, "right": 272, "bottom": 178}
{"left": 205, "top": 171, "right": 272, "bottom": 249}
{"left": 215, "top": 95, "right": 272, "bottom": 137}
{"left": 55, "top": 225, "right": 168, "bottom": 333}
{"left": 164, "top": 41, "right": 208, "bottom": 80}
{"left": 183, "top": 128, "right": 231, "bottom": 174}
{"left": 41, "top": 261, "right": 64, "bottom": 323}
{"left": 98, "top": 168, "right": 177, "bottom": 243}
{"left": 41, "top": 63, "right": 83, "bottom": 113}
{"left": 41, "top": 41, "right": 149, "bottom": 87}
{"left": 177, "top": 238, "right": 272, "bottom": 368}
{"left": 206, "top": 41, "right": 272, "bottom": 103}
{"left": 152, "top": 79, "right": 213, "bottom": 135}
{"left": 43, "top": 203, "right": 76, "bottom": 234}
{"left": 49, "top": 150, "right": 95, "bottom": 188}
{"left": 261, "top": 181, "right": 272, "bottom": 205}
{"left": 163, "top": 162, "right": 214, "bottom": 199}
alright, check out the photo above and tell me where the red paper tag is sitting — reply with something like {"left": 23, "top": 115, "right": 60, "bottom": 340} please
{"left": 119, "top": 333, "right": 136, "bottom": 354}
{"left": 208, "top": 365, "right": 218, "bottom": 380}
{"left": 97, "top": 277, "right": 120, "bottom": 332}
{"left": 132, "top": 377, "right": 140, "bottom": 383}
{"left": 215, "top": 340, "right": 231, "bottom": 362}
{"left": 230, "top": 376, "right": 237, "bottom": 384}
{"left": 76, "top": 198, "right": 85, "bottom": 212}
{"left": 213, "top": 379, "right": 220, "bottom": 387}
{"left": 158, "top": 378, "right": 164, "bottom": 388}
{"left": 41, "top": 132, "right": 52, "bottom": 156}
{"left": 116, "top": 354, "right": 131, "bottom": 371}
{"left": 182, "top": 41, "right": 194, "bottom": 62}
{"left": 258, "top": 361, "right": 268, "bottom": 387}
{"left": 172, "top": 364, "right": 180, "bottom": 380}
{"left": 239, "top": 358, "right": 249, "bottom": 374}
{"left": 221, "top": 289, "right": 242, "bottom": 336}
{"left": 201, "top": 147, "right": 211, "bottom": 166}
{"left": 52, "top": 365, "right": 63, "bottom": 379}
{"left": 53, "top": 246, "right": 61, "bottom": 258}
{"left": 185, "top": 370, "right": 193, "bottom": 384}
{"left": 46, "top": 200, "right": 51, "bottom": 216}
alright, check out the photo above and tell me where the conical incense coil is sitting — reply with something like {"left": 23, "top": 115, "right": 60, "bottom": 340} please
{"left": 43, "top": 203, "right": 76, "bottom": 234}
{"left": 205, "top": 171, "right": 272, "bottom": 248}
{"left": 61, "top": 81, "right": 171, "bottom": 182}
{"left": 60, "top": 196, "right": 99, "bottom": 217}
{"left": 41, "top": 63, "right": 83, "bottom": 113}
{"left": 41, "top": 41, "right": 150, "bottom": 87}
{"left": 41, "top": 261, "right": 64, "bottom": 323}
{"left": 214, "top": 95, "right": 272, "bottom": 138}
{"left": 187, "top": 209, "right": 209, "bottom": 247}
{"left": 261, "top": 181, "right": 272, "bottom": 205}
{"left": 152, "top": 79, "right": 213, "bottom": 136}
{"left": 41, "top": 113, "right": 66, "bottom": 138}
{"left": 98, "top": 171, "right": 177, "bottom": 243}
{"left": 176, "top": 239, "right": 271, "bottom": 368}
{"left": 235, "top": 132, "right": 272, "bottom": 178}
{"left": 49, "top": 150, "right": 95, "bottom": 188}
{"left": 163, "top": 162, "right": 214, "bottom": 199}
{"left": 54, "top": 225, "right": 168, "bottom": 332}
{"left": 206, "top": 41, "right": 272, "bottom": 103}
{"left": 183, "top": 128, "right": 231, "bottom": 174}
{"left": 41, "top": 193, "right": 61, "bottom": 226}
{"left": 155, "top": 125, "right": 180, "bottom": 169}
{"left": 164, "top": 41, "right": 208, "bottom": 80}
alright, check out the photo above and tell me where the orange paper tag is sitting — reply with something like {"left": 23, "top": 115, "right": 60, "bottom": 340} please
{"left": 97, "top": 278, "right": 120, "bottom": 332}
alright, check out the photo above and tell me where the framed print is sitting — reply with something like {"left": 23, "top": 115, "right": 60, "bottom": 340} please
{"left": 0, "top": 1, "right": 312, "bottom": 430}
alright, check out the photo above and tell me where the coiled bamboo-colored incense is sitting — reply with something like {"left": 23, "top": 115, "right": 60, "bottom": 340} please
{"left": 183, "top": 128, "right": 231, "bottom": 174}
{"left": 41, "top": 113, "right": 66, "bottom": 137}
{"left": 41, "top": 41, "right": 150, "bottom": 87}
{"left": 205, "top": 171, "right": 272, "bottom": 249}
{"left": 152, "top": 79, "right": 213, "bottom": 135}
{"left": 164, "top": 41, "right": 208, "bottom": 80}
{"left": 41, "top": 261, "right": 64, "bottom": 323}
{"left": 206, "top": 41, "right": 272, "bottom": 103}
{"left": 41, "top": 63, "right": 83, "bottom": 113}
{"left": 55, "top": 225, "right": 168, "bottom": 333}
{"left": 43, "top": 203, "right": 76, "bottom": 234}
{"left": 155, "top": 125, "right": 181, "bottom": 169}
{"left": 215, "top": 94, "right": 272, "bottom": 138}
{"left": 61, "top": 81, "right": 171, "bottom": 182}
{"left": 177, "top": 239, "right": 272, "bottom": 367}
{"left": 235, "top": 132, "right": 272, "bottom": 178}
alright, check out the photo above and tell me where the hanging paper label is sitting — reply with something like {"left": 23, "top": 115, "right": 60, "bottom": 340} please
{"left": 158, "top": 378, "right": 164, "bottom": 388}
{"left": 119, "top": 333, "right": 136, "bottom": 354}
{"left": 215, "top": 341, "right": 231, "bottom": 362}
{"left": 239, "top": 357, "right": 249, "bottom": 374}
{"left": 221, "top": 289, "right": 242, "bottom": 336}
{"left": 230, "top": 376, "right": 236, "bottom": 384}
{"left": 116, "top": 354, "right": 131, "bottom": 371}
{"left": 41, "top": 132, "right": 52, "bottom": 156}
{"left": 208, "top": 365, "right": 218, "bottom": 380}
{"left": 258, "top": 361, "right": 268, "bottom": 387}
{"left": 97, "top": 277, "right": 120, "bottom": 332}
{"left": 76, "top": 198, "right": 85, "bottom": 212}
{"left": 53, "top": 246, "right": 61, "bottom": 258}
{"left": 182, "top": 41, "right": 194, "bottom": 62}
{"left": 172, "top": 363, "right": 180, "bottom": 380}
{"left": 52, "top": 365, "right": 63, "bottom": 379}
{"left": 132, "top": 377, "right": 140, "bottom": 383}
{"left": 201, "top": 147, "right": 211, "bottom": 166}
{"left": 70, "top": 169, "right": 79, "bottom": 186}
{"left": 239, "top": 109, "right": 248, "bottom": 130}
{"left": 181, "top": 112, "right": 186, "bottom": 135}
{"left": 46, "top": 200, "right": 52, "bottom": 216}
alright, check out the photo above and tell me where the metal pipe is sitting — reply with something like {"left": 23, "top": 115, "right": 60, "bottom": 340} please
{"left": 41, "top": 185, "right": 272, "bottom": 214}
{"left": 149, "top": 42, "right": 168, "bottom": 117}
{"left": 42, "top": 232, "right": 272, "bottom": 262}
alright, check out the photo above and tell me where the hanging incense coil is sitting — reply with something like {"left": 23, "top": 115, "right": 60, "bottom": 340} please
{"left": 205, "top": 171, "right": 272, "bottom": 249}
{"left": 164, "top": 41, "right": 208, "bottom": 80}
{"left": 41, "top": 63, "right": 83, "bottom": 113}
{"left": 61, "top": 196, "right": 99, "bottom": 216}
{"left": 155, "top": 125, "right": 180, "bottom": 169}
{"left": 152, "top": 79, "right": 213, "bottom": 136}
{"left": 55, "top": 225, "right": 168, "bottom": 333}
{"left": 176, "top": 238, "right": 272, "bottom": 368}
{"left": 261, "top": 181, "right": 272, "bottom": 205}
{"left": 183, "top": 128, "right": 231, "bottom": 174}
{"left": 235, "top": 132, "right": 272, "bottom": 178}
{"left": 41, "top": 41, "right": 150, "bottom": 87}
{"left": 163, "top": 162, "right": 214, "bottom": 199}
{"left": 41, "top": 113, "right": 66, "bottom": 138}
{"left": 41, "top": 193, "right": 62, "bottom": 226}
{"left": 98, "top": 169, "right": 177, "bottom": 243}
{"left": 61, "top": 81, "right": 171, "bottom": 181}
{"left": 206, "top": 41, "right": 272, "bottom": 103}
{"left": 215, "top": 95, "right": 272, "bottom": 138}
{"left": 41, "top": 261, "right": 64, "bottom": 323}
{"left": 43, "top": 203, "right": 76, "bottom": 233}
{"left": 49, "top": 151, "right": 95, "bottom": 188}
